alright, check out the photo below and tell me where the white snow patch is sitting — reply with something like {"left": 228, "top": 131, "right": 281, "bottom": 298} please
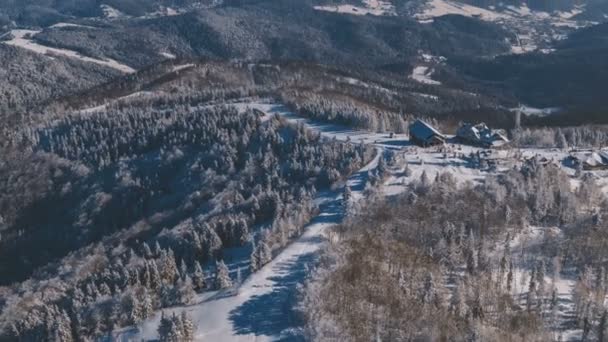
{"left": 160, "top": 52, "right": 176, "bottom": 59}
{"left": 100, "top": 4, "right": 125, "bottom": 19}
{"left": 49, "top": 22, "right": 98, "bottom": 29}
{"left": 314, "top": 0, "right": 395, "bottom": 16}
{"left": 410, "top": 66, "right": 441, "bottom": 85}
{"left": 411, "top": 92, "right": 439, "bottom": 101}
{"left": 415, "top": 0, "right": 507, "bottom": 21}
{"left": 336, "top": 76, "right": 396, "bottom": 94}
{"left": 512, "top": 105, "right": 561, "bottom": 117}
{"left": 77, "top": 91, "right": 161, "bottom": 115}
{"left": 171, "top": 63, "right": 195, "bottom": 72}
{"left": 2, "top": 29, "right": 136, "bottom": 73}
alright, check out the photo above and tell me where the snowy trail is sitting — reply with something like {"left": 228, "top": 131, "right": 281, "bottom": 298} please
{"left": 114, "top": 105, "right": 381, "bottom": 342}
{"left": 2, "top": 29, "right": 135, "bottom": 73}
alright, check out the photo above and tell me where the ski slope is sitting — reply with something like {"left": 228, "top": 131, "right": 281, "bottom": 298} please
{"left": 2, "top": 29, "right": 136, "bottom": 73}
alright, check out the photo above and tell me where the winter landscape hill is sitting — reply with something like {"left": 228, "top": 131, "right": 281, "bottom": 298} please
{"left": 2, "top": 0, "right": 608, "bottom": 341}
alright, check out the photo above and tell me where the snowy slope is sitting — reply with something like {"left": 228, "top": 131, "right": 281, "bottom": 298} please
{"left": 314, "top": 0, "right": 395, "bottom": 16}
{"left": 2, "top": 29, "right": 136, "bottom": 73}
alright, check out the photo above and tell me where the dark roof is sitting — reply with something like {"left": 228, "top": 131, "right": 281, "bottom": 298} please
{"left": 409, "top": 119, "right": 445, "bottom": 141}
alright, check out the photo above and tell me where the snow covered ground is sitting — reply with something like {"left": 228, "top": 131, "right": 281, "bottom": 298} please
{"left": 410, "top": 66, "right": 441, "bottom": 85}
{"left": 2, "top": 29, "right": 136, "bottom": 73}
{"left": 160, "top": 52, "right": 177, "bottom": 60}
{"left": 100, "top": 5, "right": 127, "bottom": 19}
{"left": 415, "top": 0, "right": 507, "bottom": 21}
{"left": 415, "top": 0, "right": 593, "bottom": 55}
{"left": 49, "top": 22, "right": 99, "bottom": 29}
{"left": 314, "top": 0, "right": 395, "bottom": 16}
{"left": 512, "top": 105, "right": 562, "bottom": 117}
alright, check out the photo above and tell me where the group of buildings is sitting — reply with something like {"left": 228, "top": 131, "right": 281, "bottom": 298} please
{"left": 408, "top": 119, "right": 510, "bottom": 148}
{"left": 407, "top": 119, "right": 608, "bottom": 172}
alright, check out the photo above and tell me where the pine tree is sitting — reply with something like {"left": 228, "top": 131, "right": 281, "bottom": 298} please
{"left": 215, "top": 260, "right": 233, "bottom": 289}
{"left": 507, "top": 260, "right": 514, "bottom": 293}
{"left": 599, "top": 310, "right": 607, "bottom": 342}
{"left": 143, "top": 242, "right": 152, "bottom": 259}
{"left": 142, "top": 289, "right": 154, "bottom": 320}
{"left": 181, "top": 311, "right": 196, "bottom": 342}
{"left": 191, "top": 261, "right": 206, "bottom": 292}
{"left": 555, "top": 129, "right": 568, "bottom": 149}
{"left": 166, "top": 313, "right": 183, "bottom": 342}
{"left": 250, "top": 241, "right": 260, "bottom": 273}
{"left": 343, "top": 185, "right": 352, "bottom": 209}
{"left": 450, "top": 281, "right": 467, "bottom": 318}
{"left": 158, "top": 312, "right": 171, "bottom": 341}
{"left": 180, "top": 259, "right": 188, "bottom": 281}
{"left": 258, "top": 232, "right": 273, "bottom": 266}
{"left": 126, "top": 292, "right": 142, "bottom": 324}
{"left": 149, "top": 260, "right": 162, "bottom": 289}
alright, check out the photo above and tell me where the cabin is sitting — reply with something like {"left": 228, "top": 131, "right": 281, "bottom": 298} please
{"left": 570, "top": 151, "right": 608, "bottom": 171}
{"left": 409, "top": 119, "right": 446, "bottom": 147}
{"left": 456, "top": 122, "right": 510, "bottom": 148}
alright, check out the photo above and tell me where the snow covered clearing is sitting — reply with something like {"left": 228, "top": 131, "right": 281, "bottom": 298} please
{"left": 410, "top": 66, "right": 441, "bottom": 85}
{"left": 415, "top": 0, "right": 583, "bottom": 26}
{"left": 160, "top": 52, "right": 177, "bottom": 59}
{"left": 49, "top": 22, "right": 98, "bottom": 29}
{"left": 336, "top": 76, "right": 396, "bottom": 94}
{"left": 512, "top": 105, "right": 562, "bottom": 117}
{"left": 100, "top": 5, "right": 126, "bottom": 19}
{"left": 415, "top": 0, "right": 591, "bottom": 54}
{"left": 415, "top": 0, "right": 507, "bottom": 21}
{"left": 2, "top": 29, "right": 136, "bottom": 73}
{"left": 171, "top": 63, "right": 196, "bottom": 73}
{"left": 411, "top": 92, "right": 439, "bottom": 101}
{"left": 76, "top": 91, "right": 162, "bottom": 115}
{"left": 314, "top": 0, "right": 395, "bottom": 16}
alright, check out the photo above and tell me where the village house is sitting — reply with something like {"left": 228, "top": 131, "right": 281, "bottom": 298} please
{"left": 409, "top": 119, "right": 446, "bottom": 147}
{"left": 569, "top": 150, "right": 608, "bottom": 170}
{"left": 456, "top": 122, "right": 510, "bottom": 148}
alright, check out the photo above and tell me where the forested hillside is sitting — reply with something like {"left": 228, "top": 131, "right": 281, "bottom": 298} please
{"left": 304, "top": 158, "right": 608, "bottom": 341}
{"left": 0, "top": 96, "right": 374, "bottom": 340}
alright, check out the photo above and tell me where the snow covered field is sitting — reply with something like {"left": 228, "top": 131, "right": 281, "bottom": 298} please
{"left": 415, "top": 0, "right": 593, "bottom": 55}
{"left": 2, "top": 29, "right": 136, "bottom": 73}
{"left": 410, "top": 66, "right": 441, "bottom": 85}
{"left": 314, "top": 0, "right": 395, "bottom": 16}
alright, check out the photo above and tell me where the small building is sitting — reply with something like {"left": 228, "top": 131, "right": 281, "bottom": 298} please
{"left": 409, "top": 119, "right": 446, "bottom": 147}
{"left": 570, "top": 151, "right": 608, "bottom": 171}
{"left": 456, "top": 122, "right": 510, "bottom": 148}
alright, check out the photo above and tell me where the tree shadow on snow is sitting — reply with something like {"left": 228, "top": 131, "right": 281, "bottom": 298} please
{"left": 228, "top": 252, "right": 315, "bottom": 341}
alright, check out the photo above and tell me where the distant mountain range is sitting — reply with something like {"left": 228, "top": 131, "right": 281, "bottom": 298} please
{"left": 1, "top": 0, "right": 607, "bottom": 125}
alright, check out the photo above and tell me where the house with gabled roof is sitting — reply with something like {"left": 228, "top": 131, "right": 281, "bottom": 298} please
{"left": 409, "top": 119, "right": 446, "bottom": 147}
{"left": 456, "top": 122, "right": 510, "bottom": 148}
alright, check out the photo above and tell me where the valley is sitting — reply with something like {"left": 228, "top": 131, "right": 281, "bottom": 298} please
{"left": 1, "top": 1, "right": 608, "bottom": 341}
